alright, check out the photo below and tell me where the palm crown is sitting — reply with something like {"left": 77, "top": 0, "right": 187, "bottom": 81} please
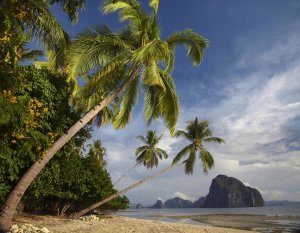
{"left": 88, "top": 140, "right": 107, "bottom": 165}
{"left": 135, "top": 130, "right": 168, "bottom": 169}
{"left": 68, "top": 0, "right": 208, "bottom": 134}
{"left": 173, "top": 118, "right": 225, "bottom": 175}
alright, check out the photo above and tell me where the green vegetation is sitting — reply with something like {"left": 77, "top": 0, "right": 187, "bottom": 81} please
{"left": 0, "top": 0, "right": 212, "bottom": 231}
{"left": 0, "top": 66, "right": 128, "bottom": 217}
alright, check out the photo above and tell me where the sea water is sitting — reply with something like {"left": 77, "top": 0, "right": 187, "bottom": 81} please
{"left": 117, "top": 206, "right": 300, "bottom": 233}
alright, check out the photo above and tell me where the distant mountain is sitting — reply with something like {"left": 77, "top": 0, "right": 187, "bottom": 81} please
{"left": 143, "top": 174, "right": 265, "bottom": 209}
{"left": 265, "top": 200, "right": 300, "bottom": 206}
{"left": 136, "top": 203, "right": 145, "bottom": 209}
{"left": 193, "top": 196, "right": 206, "bottom": 208}
{"left": 202, "top": 174, "right": 264, "bottom": 208}
{"left": 164, "top": 197, "right": 193, "bottom": 208}
{"left": 150, "top": 200, "right": 165, "bottom": 209}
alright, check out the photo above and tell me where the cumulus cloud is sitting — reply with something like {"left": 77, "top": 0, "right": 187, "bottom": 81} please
{"left": 172, "top": 192, "right": 196, "bottom": 202}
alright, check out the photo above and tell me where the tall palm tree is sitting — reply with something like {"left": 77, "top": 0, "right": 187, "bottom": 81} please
{"left": 114, "top": 130, "right": 167, "bottom": 186}
{"left": 173, "top": 118, "right": 225, "bottom": 175}
{"left": 70, "top": 118, "right": 224, "bottom": 218}
{"left": 0, "top": 1, "right": 208, "bottom": 230}
{"left": 87, "top": 140, "right": 107, "bottom": 166}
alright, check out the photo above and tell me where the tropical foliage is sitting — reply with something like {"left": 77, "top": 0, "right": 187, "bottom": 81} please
{"left": 68, "top": 0, "right": 208, "bottom": 134}
{"left": 173, "top": 118, "right": 225, "bottom": 174}
{"left": 0, "top": 66, "right": 128, "bottom": 215}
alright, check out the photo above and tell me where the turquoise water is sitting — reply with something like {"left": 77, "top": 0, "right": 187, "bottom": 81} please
{"left": 117, "top": 206, "right": 300, "bottom": 233}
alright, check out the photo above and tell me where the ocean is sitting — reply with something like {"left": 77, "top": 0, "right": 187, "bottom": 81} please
{"left": 117, "top": 206, "right": 300, "bottom": 233}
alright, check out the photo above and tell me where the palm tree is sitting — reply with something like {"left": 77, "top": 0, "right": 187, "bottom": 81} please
{"left": 72, "top": 130, "right": 169, "bottom": 218}
{"left": 113, "top": 130, "right": 167, "bottom": 186}
{"left": 173, "top": 118, "right": 225, "bottom": 175}
{"left": 87, "top": 140, "right": 107, "bottom": 166}
{"left": 0, "top": 1, "right": 208, "bottom": 230}
{"left": 70, "top": 118, "right": 224, "bottom": 218}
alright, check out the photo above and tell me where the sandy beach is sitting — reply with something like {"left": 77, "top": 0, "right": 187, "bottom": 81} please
{"left": 13, "top": 214, "right": 255, "bottom": 233}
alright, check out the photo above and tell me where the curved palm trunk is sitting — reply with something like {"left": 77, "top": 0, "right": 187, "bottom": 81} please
{"left": 70, "top": 161, "right": 184, "bottom": 218}
{"left": 113, "top": 163, "right": 139, "bottom": 186}
{"left": 0, "top": 69, "right": 138, "bottom": 233}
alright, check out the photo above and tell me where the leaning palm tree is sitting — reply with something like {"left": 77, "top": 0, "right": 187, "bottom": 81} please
{"left": 72, "top": 130, "right": 169, "bottom": 218}
{"left": 113, "top": 130, "right": 167, "bottom": 186}
{"left": 173, "top": 118, "right": 225, "bottom": 174}
{"left": 0, "top": 1, "right": 208, "bottom": 230}
{"left": 70, "top": 118, "right": 224, "bottom": 218}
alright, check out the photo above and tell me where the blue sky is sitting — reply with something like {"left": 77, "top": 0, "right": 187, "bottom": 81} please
{"left": 53, "top": 0, "right": 300, "bottom": 204}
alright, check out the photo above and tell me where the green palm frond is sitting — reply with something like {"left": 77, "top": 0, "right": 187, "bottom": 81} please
{"left": 136, "top": 135, "right": 148, "bottom": 144}
{"left": 157, "top": 72, "right": 179, "bottom": 135}
{"left": 185, "top": 148, "right": 196, "bottom": 175}
{"left": 67, "top": 27, "right": 132, "bottom": 83}
{"left": 166, "top": 29, "right": 208, "bottom": 66}
{"left": 113, "top": 76, "right": 139, "bottom": 128}
{"left": 175, "top": 130, "right": 191, "bottom": 140}
{"left": 172, "top": 144, "right": 193, "bottom": 165}
{"left": 142, "top": 60, "right": 165, "bottom": 90}
{"left": 92, "top": 105, "right": 116, "bottom": 127}
{"left": 144, "top": 86, "right": 160, "bottom": 124}
{"left": 102, "top": 0, "right": 148, "bottom": 40}
{"left": 30, "top": 0, "right": 70, "bottom": 68}
{"left": 149, "top": 0, "right": 159, "bottom": 14}
{"left": 132, "top": 39, "right": 170, "bottom": 64}
{"left": 199, "top": 147, "right": 214, "bottom": 174}
{"left": 135, "top": 145, "right": 148, "bottom": 155}
{"left": 203, "top": 137, "right": 225, "bottom": 144}
{"left": 156, "top": 148, "right": 168, "bottom": 159}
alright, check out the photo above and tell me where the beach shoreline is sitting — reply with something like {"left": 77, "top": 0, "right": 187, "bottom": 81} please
{"left": 13, "top": 214, "right": 255, "bottom": 233}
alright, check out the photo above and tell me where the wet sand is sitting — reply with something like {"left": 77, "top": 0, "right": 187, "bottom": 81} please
{"left": 169, "top": 214, "right": 300, "bottom": 232}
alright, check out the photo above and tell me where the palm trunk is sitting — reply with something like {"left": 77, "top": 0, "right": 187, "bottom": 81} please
{"left": 113, "top": 163, "right": 139, "bottom": 186}
{"left": 70, "top": 161, "right": 184, "bottom": 218}
{"left": 0, "top": 69, "right": 138, "bottom": 233}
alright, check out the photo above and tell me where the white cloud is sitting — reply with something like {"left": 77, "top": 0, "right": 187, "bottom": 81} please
{"left": 172, "top": 192, "right": 196, "bottom": 202}
{"left": 89, "top": 20, "right": 300, "bottom": 204}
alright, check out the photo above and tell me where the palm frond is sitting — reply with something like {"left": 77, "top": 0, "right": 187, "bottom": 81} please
{"left": 175, "top": 130, "right": 191, "bottom": 140}
{"left": 143, "top": 86, "right": 160, "bottom": 124}
{"left": 113, "top": 75, "right": 139, "bottom": 128}
{"left": 166, "top": 29, "right": 208, "bottom": 66}
{"left": 132, "top": 39, "right": 170, "bottom": 65}
{"left": 172, "top": 144, "right": 193, "bottom": 165}
{"left": 184, "top": 148, "right": 196, "bottom": 175}
{"left": 67, "top": 27, "right": 131, "bottom": 83}
{"left": 135, "top": 145, "right": 148, "bottom": 155}
{"left": 156, "top": 148, "right": 168, "bottom": 159}
{"left": 157, "top": 72, "right": 179, "bottom": 135}
{"left": 136, "top": 135, "right": 148, "bottom": 144}
{"left": 203, "top": 137, "right": 225, "bottom": 144}
{"left": 149, "top": 0, "right": 159, "bottom": 14}
{"left": 199, "top": 148, "right": 214, "bottom": 174}
{"left": 142, "top": 60, "right": 165, "bottom": 90}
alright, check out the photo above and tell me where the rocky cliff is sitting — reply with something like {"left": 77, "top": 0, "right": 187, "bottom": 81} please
{"left": 164, "top": 197, "right": 193, "bottom": 208}
{"left": 202, "top": 174, "right": 264, "bottom": 208}
{"left": 192, "top": 196, "right": 206, "bottom": 208}
{"left": 150, "top": 200, "right": 165, "bottom": 209}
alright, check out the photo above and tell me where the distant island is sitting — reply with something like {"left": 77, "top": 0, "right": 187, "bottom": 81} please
{"left": 138, "top": 174, "right": 265, "bottom": 209}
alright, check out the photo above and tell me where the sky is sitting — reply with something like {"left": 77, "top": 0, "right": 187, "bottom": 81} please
{"left": 53, "top": 0, "right": 300, "bottom": 204}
